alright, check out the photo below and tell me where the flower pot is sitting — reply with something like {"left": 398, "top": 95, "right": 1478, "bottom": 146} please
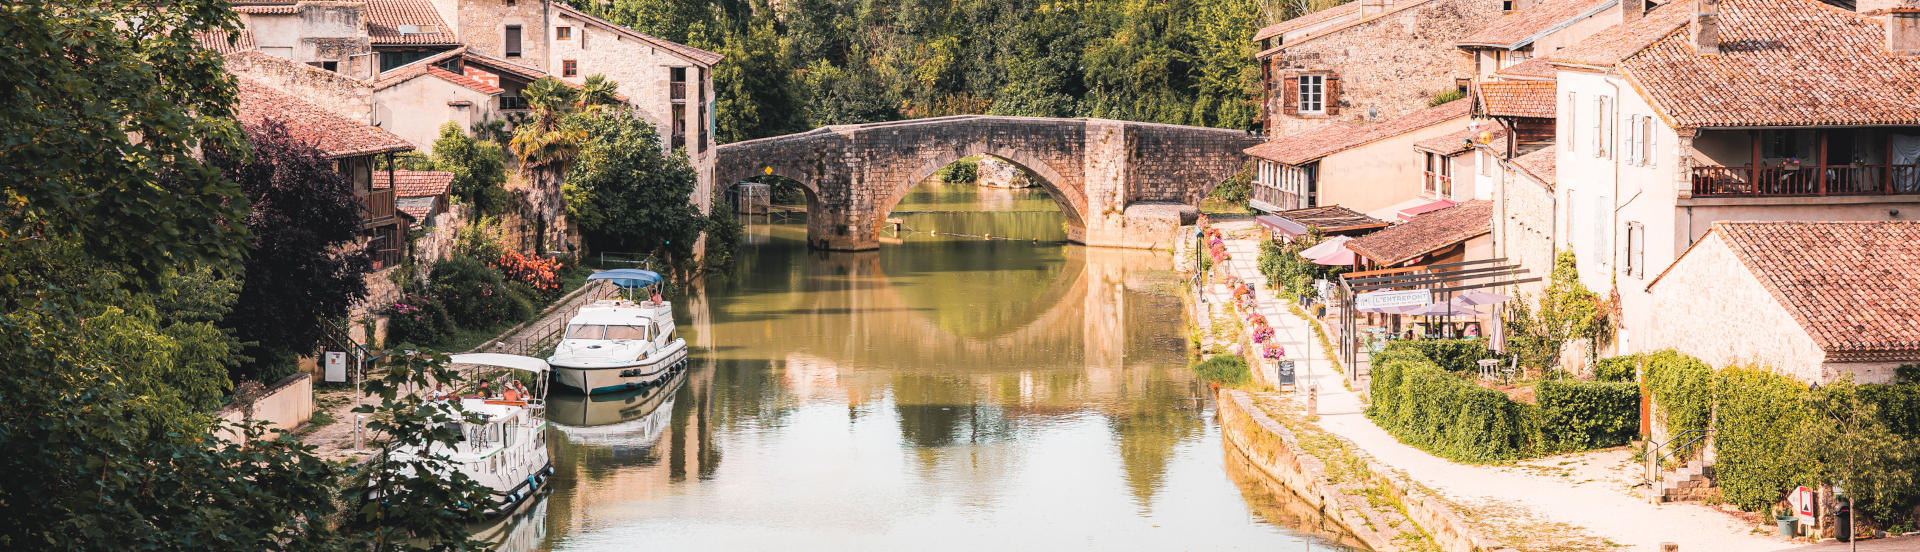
{"left": 1775, "top": 515, "right": 1797, "bottom": 538}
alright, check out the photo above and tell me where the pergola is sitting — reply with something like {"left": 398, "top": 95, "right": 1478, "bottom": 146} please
{"left": 1333, "top": 258, "right": 1539, "bottom": 380}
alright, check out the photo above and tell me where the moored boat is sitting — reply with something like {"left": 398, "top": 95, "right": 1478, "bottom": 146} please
{"left": 386, "top": 353, "right": 555, "bottom": 517}
{"left": 548, "top": 270, "right": 689, "bottom": 395}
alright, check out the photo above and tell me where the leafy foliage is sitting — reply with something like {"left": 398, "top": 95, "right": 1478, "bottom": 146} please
{"left": 432, "top": 122, "right": 509, "bottom": 217}
{"left": 1, "top": 0, "right": 249, "bottom": 291}
{"left": 343, "top": 352, "right": 495, "bottom": 549}
{"left": 1536, "top": 379, "right": 1640, "bottom": 453}
{"left": 1256, "top": 232, "right": 1344, "bottom": 301}
{"left": 1367, "top": 348, "right": 1536, "bottom": 463}
{"left": 1593, "top": 353, "right": 1642, "bottom": 382}
{"left": 561, "top": 110, "right": 707, "bottom": 272}
{"left": 937, "top": 159, "right": 980, "bottom": 183}
{"left": 1193, "top": 354, "right": 1251, "bottom": 387}
{"left": 1644, "top": 349, "right": 1714, "bottom": 455}
{"left": 430, "top": 256, "right": 533, "bottom": 327}
{"left": 208, "top": 121, "right": 373, "bottom": 382}
{"left": 1381, "top": 338, "right": 1497, "bottom": 373}
{"left": 1208, "top": 168, "right": 1252, "bottom": 206}
{"left": 1428, "top": 87, "right": 1466, "bottom": 107}
{"left": 1506, "top": 251, "right": 1607, "bottom": 372}
{"left": 1713, "top": 366, "right": 1811, "bottom": 511}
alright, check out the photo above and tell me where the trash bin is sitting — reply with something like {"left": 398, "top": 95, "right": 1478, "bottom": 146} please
{"left": 1834, "top": 498, "right": 1853, "bottom": 542}
{"left": 1775, "top": 515, "right": 1797, "bottom": 538}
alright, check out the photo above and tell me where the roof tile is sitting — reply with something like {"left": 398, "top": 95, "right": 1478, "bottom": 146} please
{"left": 193, "top": 28, "right": 256, "bottom": 55}
{"left": 1492, "top": 57, "right": 1557, "bottom": 80}
{"left": 382, "top": 170, "right": 455, "bottom": 197}
{"left": 1246, "top": 99, "right": 1471, "bottom": 165}
{"left": 364, "top": 0, "right": 459, "bottom": 45}
{"left": 1254, "top": 3, "right": 1362, "bottom": 42}
{"left": 1511, "top": 146, "right": 1557, "bottom": 186}
{"left": 1548, "top": 1, "right": 1692, "bottom": 67}
{"left": 235, "top": 79, "right": 414, "bottom": 158}
{"left": 1478, "top": 80, "right": 1557, "bottom": 118}
{"left": 1346, "top": 200, "right": 1493, "bottom": 266}
{"left": 1712, "top": 221, "right": 1920, "bottom": 362}
{"left": 1458, "top": 0, "right": 1616, "bottom": 50}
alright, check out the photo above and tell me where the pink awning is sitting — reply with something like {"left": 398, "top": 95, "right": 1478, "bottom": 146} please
{"left": 1397, "top": 199, "right": 1458, "bottom": 221}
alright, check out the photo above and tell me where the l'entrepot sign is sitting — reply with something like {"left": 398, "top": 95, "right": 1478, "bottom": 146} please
{"left": 1355, "top": 289, "right": 1431, "bottom": 310}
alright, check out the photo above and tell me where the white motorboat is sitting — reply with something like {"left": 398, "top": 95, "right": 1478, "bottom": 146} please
{"left": 548, "top": 270, "right": 689, "bottom": 395}
{"left": 386, "top": 353, "right": 555, "bottom": 517}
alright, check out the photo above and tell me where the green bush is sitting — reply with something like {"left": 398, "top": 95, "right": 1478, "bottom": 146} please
{"left": 1193, "top": 354, "right": 1250, "bottom": 386}
{"left": 1645, "top": 350, "right": 1713, "bottom": 444}
{"left": 1537, "top": 379, "right": 1640, "bottom": 452}
{"left": 1367, "top": 349, "right": 1534, "bottom": 463}
{"left": 429, "top": 256, "right": 521, "bottom": 328}
{"left": 1713, "top": 366, "right": 1812, "bottom": 511}
{"left": 382, "top": 292, "right": 453, "bottom": 346}
{"left": 1593, "top": 354, "right": 1642, "bottom": 382}
{"left": 1382, "top": 338, "right": 1496, "bottom": 372}
{"left": 937, "top": 159, "right": 978, "bottom": 183}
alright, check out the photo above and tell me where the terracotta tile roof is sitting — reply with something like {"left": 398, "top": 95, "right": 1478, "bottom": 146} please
{"left": 193, "top": 28, "right": 255, "bottom": 55}
{"left": 548, "top": 2, "right": 723, "bottom": 66}
{"left": 1619, "top": 0, "right": 1920, "bottom": 128}
{"left": 1493, "top": 58, "right": 1557, "bottom": 80}
{"left": 234, "top": 79, "right": 414, "bottom": 158}
{"left": 1511, "top": 146, "right": 1557, "bottom": 186}
{"left": 1253, "top": 3, "right": 1362, "bottom": 42}
{"left": 364, "top": 0, "right": 459, "bottom": 45}
{"left": 1478, "top": 80, "right": 1557, "bottom": 118}
{"left": 461, "top": 51, "right": 548, "bottom": 83}
{"left": 1457, "top": 0, "right": 1617, "bottom": 50}
{"left": 1245, "top": 98, "right": 1471, "bottom": 165}
{"left": 373, "top": 54, "right": 504, "bottom": 95}
{"left": 1712, "top": 221, "right": 1920, "bottom": 362}
{"left": 381, "top": 170, "right": 455, "bottom": 198}
{"left": 1548, "top": 1, "right": 1692, "bottom": 67}
{"left": 1260, "top": 0, "right": 1458, "bottom": 56}
{"left": 1347, "top": 200, "right": 1492, "bottom": 266}
{"left": 425, "top": 66, "right": 503, "bottom": 94}
{"left": 1415, "top": 124, "right": 1509, "bottom": 155}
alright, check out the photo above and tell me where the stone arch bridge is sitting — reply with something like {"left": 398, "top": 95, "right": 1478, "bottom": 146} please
{"left": 714, "top": 116, "right": 1264, "bottom": 250}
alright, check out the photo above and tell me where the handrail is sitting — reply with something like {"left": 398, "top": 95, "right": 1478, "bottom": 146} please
{"left": 1645, "top": 428, "right": 1712, "bottom": 503}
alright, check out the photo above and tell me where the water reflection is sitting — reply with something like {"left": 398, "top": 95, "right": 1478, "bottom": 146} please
{"left": 530, "top": 182, "right": 1357, "bottom": 550}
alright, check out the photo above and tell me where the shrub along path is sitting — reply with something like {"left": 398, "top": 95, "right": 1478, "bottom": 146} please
{"left": 1211, "top": 222, "right": 1781, "bottom": 552}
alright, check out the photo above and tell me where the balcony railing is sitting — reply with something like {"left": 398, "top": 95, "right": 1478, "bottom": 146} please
{"left": 1252, "top": 183, "right": 1304, "bottom": 211}
{"left": 1691, "top": 164, "right": 1920, "bottom": 197}
{"left": 670, "top": 81, "right": 686, "bottom": 101}
{"left": 360, "top": 187, "right": 395, "bottom": 226}
{"left": 1423, "top": 170, "right": 1453, "bottom": 198}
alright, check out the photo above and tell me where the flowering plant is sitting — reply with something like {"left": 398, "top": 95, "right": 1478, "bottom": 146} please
{"left": 492, "top": 250, "right": 565, "bottom": 295}
{"left": 1252, "top": 325, "right": 1275, "bottom": 343}
{"left": 1262, "top": 343, "right": 1285, "bottom": 360}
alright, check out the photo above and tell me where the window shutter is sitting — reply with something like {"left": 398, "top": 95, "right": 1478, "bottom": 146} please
{"left": 1648, "top": 120, "right": 1657, "bottom": 168}
{"left": 1592, "top": 97, "right": 1603, "bottom": 157}
{"left": 1324, "top": 74, "right": 1341, "bottom": 115}
{"left": 1282, "top": 74, "right": 1300, "bottom": 116}
{"left": 1566, "top": 92, "right": 1577, "bottom": 151}
{"left": 1625, "top": 116, "right": 1639, "bottom": 166}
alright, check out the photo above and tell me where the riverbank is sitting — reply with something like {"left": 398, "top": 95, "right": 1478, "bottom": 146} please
{"left": 1204, "top": 220, "right": 1792, "bottom": 552}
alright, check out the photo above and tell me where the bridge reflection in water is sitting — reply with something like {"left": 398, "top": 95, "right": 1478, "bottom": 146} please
{"left": 503, "top": 188, "right": 1357, "bottom": 550}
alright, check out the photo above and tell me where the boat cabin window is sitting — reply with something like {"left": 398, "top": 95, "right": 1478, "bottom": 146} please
{"left": 604, "top": 324, "right": 648, "bottom": 340}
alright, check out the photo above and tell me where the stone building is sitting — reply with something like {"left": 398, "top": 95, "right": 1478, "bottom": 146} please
{"left": 1245, "top": 99, "right": 1471, "bottom": 216}
{"left": 1643, "top": 221, "right": 1920, "bottom": 384}
{"left": 1254, "top": 0, "right": 1508, "bottom": 138}
{"left": 1540, "top": 0, "right": 1920, "bottom": 357}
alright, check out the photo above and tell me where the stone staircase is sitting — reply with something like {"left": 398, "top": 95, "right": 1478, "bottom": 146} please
{"left": 1658, "top": 460, "right": 1717, "bottom": 503}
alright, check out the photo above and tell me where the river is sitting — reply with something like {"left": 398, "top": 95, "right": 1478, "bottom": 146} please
{"left": 483, "top": 180, "right": 1362, "bottom": 550}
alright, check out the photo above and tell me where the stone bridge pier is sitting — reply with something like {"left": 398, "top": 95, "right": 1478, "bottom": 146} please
{"left": 714, "top": 115, "right": 1263, "bottom": 250}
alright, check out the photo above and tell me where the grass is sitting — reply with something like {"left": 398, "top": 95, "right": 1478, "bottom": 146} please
{"left": 1194, "top": 355, "right": 1252, "bottom": 386}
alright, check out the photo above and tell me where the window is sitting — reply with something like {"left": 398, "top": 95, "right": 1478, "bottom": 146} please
{"left": 307, "top": 60, "right": 338, "bottom": 73}
{"left": 1566, "top": 92, "right": 1578, "bottom": 151}
{"left": 1625, "top": 222, "right": 1645, "bottom": 278}
{"left": 556, "top": 26, "right": 572, "bottom": 40}
{"left": 671, "top": 103, "right": 686, "bottom": 150}
{"left": 1625, "top": 115, "right": 1641, "bottom": 166}
{"left": 504, "top": 25, "right": 522, "bottom": 57}
{"left": 669, "top": 66, "right": 687, "bottom": 101}
{"left": 564, "top": 324, "right": 603, "bottom": 339}
{"left": 1297, "top": 74, "right": 1325, "bottom": 114}
{"left": 604, "top": 325, "right": 648, "bottom": 340}
{"left": 1592, "top": 196, "right": 1610, "bottom": 268}
{"left": 562, "top": 59, "right": 578, "bottom": 77}
{"left": 1502, "top": 0, "right": 1515, "bottom": 11}
{"left": 1641, "top": 116, "right": 1656, "bottom": 167}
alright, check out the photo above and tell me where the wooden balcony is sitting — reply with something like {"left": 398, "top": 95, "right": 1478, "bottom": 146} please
{"left": 360, "top": 187, "right": 395, "bottom": 227}
{"left": 670, "top": 81, "right": 686, "bottom": 102}
{"left": 1691, "top": 164, "right": 1920, "bottom": 197}
{"left": 1252, "top": 183, "right": 1304, "bottom": 211}
{"left": 1423, "top": 170, "right": 1454, "bottom": 198}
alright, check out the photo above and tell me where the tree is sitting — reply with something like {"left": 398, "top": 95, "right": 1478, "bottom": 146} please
{"left": 431, "top": 123, "right": 509, "bottom": 217}
{"left": 344, "top": 351, "right": 496, "bottom": 550}
{"left": 508, "top": 77, "right": 589, "bottom": 184}
{"left": 208, "top": 120, "right": 373, "bottom": 382}
{"left": 561, "top": 111, "right": 707, "bottom": 271}
{"left": 1, "top": 0, "right": 249, "bottom": 294}
{"left": 1795, "top": 379, "right": 1920, "bottom": 533}
{"left": 1506, "top": 251, "right": 1607, "bottom": 372}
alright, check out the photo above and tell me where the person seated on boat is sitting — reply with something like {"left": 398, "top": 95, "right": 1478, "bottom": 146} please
{"left": 474, "top": 380, "right": 491, "bottom": 399}
{"left": 649, "top": 289, "right": 663, "bottom": 306}
{"left": 503, "top": 381, "right": 522, "bottom": 402}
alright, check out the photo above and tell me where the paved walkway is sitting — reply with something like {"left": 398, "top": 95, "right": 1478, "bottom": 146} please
{"left": 1210, "top": 222, "right": 1788, "bottom": 552}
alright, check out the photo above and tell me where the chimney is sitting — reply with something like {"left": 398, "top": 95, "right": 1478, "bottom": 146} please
{"left": 1690, "top": 0, "right": 1722, "bottom": 55}
{"left": 1893, "top": 8, "right": 1920, "bottom": 55}
{"left": 1619, "top": 0, "right": 1645, "bottom": 23}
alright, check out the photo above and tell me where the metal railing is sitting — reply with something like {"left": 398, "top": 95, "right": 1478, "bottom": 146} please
{"left": 486, "top": 279, "right": 621, "bottom": 356}
{"left": 1644, "top": 428, "right": 1712, "bottom": 503}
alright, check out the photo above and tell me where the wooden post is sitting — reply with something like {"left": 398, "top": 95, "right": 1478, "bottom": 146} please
{"left": 1888, "top": 135, "right": 1897, "bottom": 194}
{"left": 1817, "top": 129, "right": 1829, "bottom": 195}
{"left": 1751, "top": 130, "right": 1763, "bottom": 195}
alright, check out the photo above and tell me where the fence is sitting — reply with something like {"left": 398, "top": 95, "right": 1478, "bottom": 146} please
{"left": 486, "top": 279, "right": 620, "bottom": 356}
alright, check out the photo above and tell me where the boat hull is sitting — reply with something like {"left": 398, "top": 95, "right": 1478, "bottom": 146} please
{"left": 551, "top": 339, "right": 689, "bottom": 395}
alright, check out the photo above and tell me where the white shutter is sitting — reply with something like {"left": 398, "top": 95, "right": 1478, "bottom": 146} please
{"left": 1592, "top": 97, "right": 1603, "bottom": 157}
{"left": 1625, "top": 116, "right": 1639, "bottom": 166}
{"left": 1648, "top": 118, "right": 1658, "bottom": 168}
{"left": 1567, "top": 92, "right": 1578, "bottom": 151}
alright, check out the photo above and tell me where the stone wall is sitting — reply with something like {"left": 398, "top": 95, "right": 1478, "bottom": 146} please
{"left": 1641, "top": 234, "right": 1833, "bottom": 382}
{"left": 226, "top": 50, "right": 375, "bottom": 123}
{"left": 1265, "top": 0, "right": 1502, "bottom": 137}
{"left": 443, "top": 0, "right": 550, "bottom": 71}
{"left": 1492, "top": 154, "right": 1558, "bottom": 298}
{"left": 713, "top": 116, "right": 1261, "bottom": 251}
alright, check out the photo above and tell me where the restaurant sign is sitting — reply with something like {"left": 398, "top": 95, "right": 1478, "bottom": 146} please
{"left": 1355, "top": 289, "right": 1431, "bottom": 310}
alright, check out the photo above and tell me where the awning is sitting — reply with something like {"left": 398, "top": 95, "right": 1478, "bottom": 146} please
{"left": 448, "top": 353, "right": 549, "bottom": 373}
{"left": 1299, "top": 236, "right": 1357, "bottom": 266}
{"left": 1257, "top": 215, "right": 1310, "bottom": 238}
{"left": 1396, "top": 199, "right": 1458, "bottom": 221}
{"left": 589, "top": 269, "right": 663, "bottom": 288}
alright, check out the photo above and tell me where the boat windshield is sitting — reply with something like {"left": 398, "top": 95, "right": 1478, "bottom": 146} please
{"left": 565, "top": 324, "right": 602, "bottom": 339}
{"left": 605, "top": 325, "right": 648, "bottom": 340}
{"left": 565, "top": 324, "right": 649, "bottom": 340}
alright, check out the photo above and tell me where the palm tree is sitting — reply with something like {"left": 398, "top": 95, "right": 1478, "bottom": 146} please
{"left": 577, "top": 75, "right": 621, "bottom": 110}
{"left": 509, "top": 77, "right": 586, "bottom": 179}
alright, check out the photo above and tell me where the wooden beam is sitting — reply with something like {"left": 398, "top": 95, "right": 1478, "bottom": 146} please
{"left": 1425, "top": 277, "right": 1544, "bottom": 295}
{"left": 1345, "top": 261, "right": 1517, "bottom": 286}
{"left": 1351, "top": 267, "right": 1532, "bottom": 291}
{"left": 1342, "top": 258, "right": 1506, "bottom": 281}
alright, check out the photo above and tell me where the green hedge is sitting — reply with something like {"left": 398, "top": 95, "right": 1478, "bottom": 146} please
{"left": 1593, "top": 354, "right": 1641, "bottom": 383}
{"left": 1368, "top": 350, "right": 1535, "bottom": 463}
{"left": 1193, "top": 354, "right": 1250, "bottom": 387}
{"left": 1382, "top": 339, "right": 1496, "bottom": 372}
{"left": 1645, "top": 350, "right": 1713, "bottom": 448}
{"left": 1713, "top": 366, "right": 1812, "bottom": 511}
{"left": 1537, "top": 379, "right": 1640, "bottom": 452}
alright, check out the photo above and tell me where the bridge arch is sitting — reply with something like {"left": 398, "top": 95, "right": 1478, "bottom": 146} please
{"left": 714, "top": 116, "right": 1261, "bottom": 251}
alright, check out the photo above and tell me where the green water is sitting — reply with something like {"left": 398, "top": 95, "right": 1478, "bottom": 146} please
{"left": 487, "top": 181, "right": 1362, "bottom": 551}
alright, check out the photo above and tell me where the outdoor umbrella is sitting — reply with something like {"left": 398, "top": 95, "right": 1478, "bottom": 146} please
{"left": 1455, "top": 290, "right": 1512, "bottom": 306}
{"left": 1407, "top": 298, "right": 1482, "bottom": 317}
{"left": 1298, "top": 236, "right": 1357, "bottom": 266}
